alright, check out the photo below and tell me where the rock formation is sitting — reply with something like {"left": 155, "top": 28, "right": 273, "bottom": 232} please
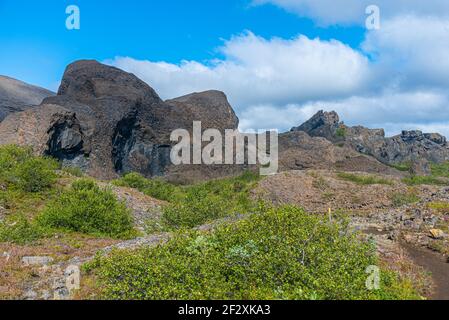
{"left": 1, "top": 61, "right": 445, "bottom": 181}
{"left": 0, "top": 75, "right": 54, "bottom": 121}
{"left": 0, "top": 60, "right": 244, "bottom": 182}
{"left": 292, "top": 110, "right": 449, "bottom": 173}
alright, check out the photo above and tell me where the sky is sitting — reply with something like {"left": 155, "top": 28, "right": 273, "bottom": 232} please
{"left": 1, "top": 0, "right": 449, "bottom": 137}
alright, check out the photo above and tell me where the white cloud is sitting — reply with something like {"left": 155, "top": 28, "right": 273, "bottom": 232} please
{"left": 106, "top": 15, "right": 449, "bottom": 138}
{"left": 252, "top": 0, "right": 449, "bottom": 26}
{"left": 108, "top": 32, "right": 369, "bottom": 110}
{"left": 363, "top": 15, "right": 449, "bottom": 89}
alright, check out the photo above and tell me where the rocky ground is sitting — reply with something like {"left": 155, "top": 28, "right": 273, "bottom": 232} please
{"left": 254, "top": 170, "right": 449, "bottom": 299}
{"left": 1, "top": 169, "right": 447, "bottom": 300}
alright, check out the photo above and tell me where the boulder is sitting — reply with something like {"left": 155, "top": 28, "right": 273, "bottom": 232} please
{"left": 0, "top": 60, "right": 246, "bottom": 182}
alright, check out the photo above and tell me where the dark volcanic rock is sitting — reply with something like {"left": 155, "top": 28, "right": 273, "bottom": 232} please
{"left": 0, "top": 60, "right": 245, "bottom": 181}
{"left": 291, "top": 110, "right": 340, "bottom": 142}
{"left": 0, "top": 75, "right": 54, "bottom": 121}
{"left": 292, "top": 110, "right": 449, "bottom": 172}
{"left": 166, "top": 90, "right": 239, "bottom": 132}
{"left": 278, "top": 131, "right": 401, "bottom": 175}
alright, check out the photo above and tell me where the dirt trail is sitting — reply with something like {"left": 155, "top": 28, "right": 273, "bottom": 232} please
{"left": 402, "top": 244, "right": 449, "bottom": 300}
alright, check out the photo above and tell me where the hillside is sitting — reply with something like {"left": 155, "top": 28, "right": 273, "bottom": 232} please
{"left": 0, "top": 76, "right": 54, "bottom": 122}
{"left": 0, "top": 61, "right": 448, "bottom": 301}
{"left": 0, "top": 145, "right": 448, "bottom": 300}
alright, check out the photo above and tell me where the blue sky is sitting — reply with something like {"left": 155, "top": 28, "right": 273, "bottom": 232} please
{"left": 0, "top": 0, "right": 364, "bottom": 90}
{"left": 1, "top": 0, "right": 449, "bottom": 136}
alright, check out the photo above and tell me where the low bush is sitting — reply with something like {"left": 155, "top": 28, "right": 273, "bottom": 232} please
{"left": 0, "top": 145, "right": 58, "bottom": 192}
{"left": 115, "top": 171, "right": 260, "bottom": 230}
{"left": 162, "top": 171, "right": 260, "bottom": 229}
{"left": 37, "top": 179, "right": 136, "bottom": 239}
{"left": 84, "top": 205, "right": 420, "bottom": 300}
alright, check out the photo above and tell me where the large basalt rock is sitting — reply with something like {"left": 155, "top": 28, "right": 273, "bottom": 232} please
{"left": 166, "top": 90, "right": 239, "bottom": 132}
{"left": 0, "top": 60, "right": 245, "bottom": 181}
{"left": 0, "top": 75, "right": 54, "bottom": 122}
{"left": 292, "top": 110, "right": 449, "bottom": 172}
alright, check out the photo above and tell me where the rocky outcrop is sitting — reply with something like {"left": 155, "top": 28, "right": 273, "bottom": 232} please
{"left": 166, "top": 90, "right": 239, "bottom": 132}
{"left": 278, "top": 131, "right": 401, "bottom": 175}
{"left": 291, "top": 110, "right": 341, "bottom": 142}
{"left": 0, "top": 75, "right": 54, "bottom": 121}
{"left": 0, "top": 60, "right": 245, "bottom": 181}
{"left": 292, "top": 110, "right": 449, "bottom": 172}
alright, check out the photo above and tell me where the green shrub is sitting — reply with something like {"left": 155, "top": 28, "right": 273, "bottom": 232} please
{"left": 115, "top": 171, "right": 260, "bottom": 230}
{"left": 335, "top": 127, "right": 347, "bottom": 138}
{"left": 14, "top": 157, "right": 58, "bottom": 192}
{"left": 337, "top": 173, "right": 393, "bottom": 185}
{"left": 162, "top": 172, "right": 260, "bottom": 229}
{"left": 0, "top": 145, "right": 58, "bottom": 192}
{"left": 0, "top": 214, "right": 43, "bottom": 244}
{"left": 85, "top": 205, "right": 419, "bottom": 300}
{"left": 37, "top": 179, "right": 136, "bottom": 239}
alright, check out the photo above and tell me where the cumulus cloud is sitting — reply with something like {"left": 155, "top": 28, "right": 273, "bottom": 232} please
{"left": 363, "top": 15, "right": 449, "bottom": 90}
{"left": 252, "top": 0, "right": 449, "bottom": 26}
{"left": 108, "top": 32, "right": 369, "bottom": 109}
{"left": 106, "top": 13, "right": 449, "bottom": 138}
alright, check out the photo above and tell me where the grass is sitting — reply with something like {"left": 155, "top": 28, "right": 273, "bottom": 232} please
{"left": 337, "top": 172, "right": 393, "bottom": 186}
{"left": 431, "top": 162, "right": 449, "bottom": 178}
{"left": 83, "top": 204, "right": 421, "bottom": 300}
{"left": 390, "top": 162, "right": 412, "bottom": 172}
{"left": 114, "top": 171, "right": 261, "bottom": 230}
{"left": 428, "top": 202, "right": 449, "bottom": 214}
{"left": 402, "top": 176, "right": 448, "bottom": 186}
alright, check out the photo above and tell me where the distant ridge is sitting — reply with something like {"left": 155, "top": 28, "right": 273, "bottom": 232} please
{"left": 0, "top": 75, "right": 54, "bottom": 121}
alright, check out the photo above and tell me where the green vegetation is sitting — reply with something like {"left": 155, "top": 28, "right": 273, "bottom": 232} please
{"left": 390, "top": 162, "right": 412, "bottom": 172}
{"left": 337, "top": 172, "right": 393, "bottom": 186}
{"left": 335, "top": 126, "right": 347, "bottom": 138}
{"left": 84, "top": 205, "right": 419, "bottom": 300}
{"left": 0, "top": 145, "right": 58, "bottom": 193}
{"left": 402, "top": 175, "right": 448, "bottom": 186}
{"left": 36, "top": 179, "right": 136, "bottom": 239}
{"left": 390, "top": 190, "right": 420, "bottom": 208}
{"left": 62, "top": 166, "right": 84, "bottom": 177}
{"left": 113, "top": 172, "right": 183, "bottom": 202}
{"left": 0, "top": 214, "right": 44, "bottom": 245}
{"left": 115, "top": 171, "right": 260, "bottom": 230}
{"left": 430, "top": 161, "right": 449, "bottom": 178}
{"left": 428, "top": 202, "right": 449, "bottom": 214}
